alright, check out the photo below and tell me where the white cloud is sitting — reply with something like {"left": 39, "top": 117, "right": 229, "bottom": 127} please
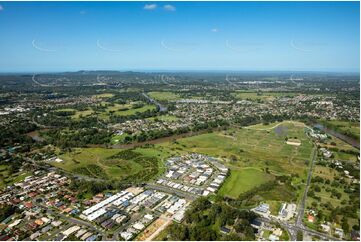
{"left": 144, "top": 4, "right": 157, "bottom": 10}
{"left": 163, "top": 4, "right": 176, "bottom": 11}
{"left": 211, "top": 28, "right": 219, "bottom": 32}
{"left": 32, "top": 39, "right": 56, "bottom": 52}
{"left": 0, "top": 5, "right": 4, "bottom": 11}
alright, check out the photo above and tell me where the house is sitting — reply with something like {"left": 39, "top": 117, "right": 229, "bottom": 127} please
{"left": 307, "top": 214, "right": 315, "bottom": 223}
{"left": 220, "top": 226, "right": 230, "bottom": 234}
{"left": 255, "top": 203, "right": 270, "bottom": 214}
{"left": 269, "top": 234, "right": 279, "bottom": 241}
{"left": 250, "top": 219, "right": 262, "bottom": 229}
{"left": 321, "top": 223, "right": 330, "bottom": 232}
{"left": 335, "top": 228, "right": 344, "bottom": 238}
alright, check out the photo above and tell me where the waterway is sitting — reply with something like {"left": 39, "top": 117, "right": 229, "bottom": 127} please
{"left": 313, "top": 123, "right": 359, "bottom": 149}
{"left": 27, "top": 130, "right": 46, "bottom": 142}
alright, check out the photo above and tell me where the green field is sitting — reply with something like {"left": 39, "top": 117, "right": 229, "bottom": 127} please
{"left": 148, "top": 91, "right": 180, "bottom": 101}
{"left": 218, "top": 168, "right": 274, "bottom": 199}
{"left": 0, "top": 164, "right": 31, "bottom": 188}
{"left": 114, "top": 104, "right": 155, "bottom": 116}
{"left": 232, "top": 92, "right": 297, "bottom": 100}
{"left": 53, "top": 146, "right": 175, "bottom": 182}
{"left": 99, "top": 103, "right": 156, "bottom": 119}
{"left": 147, "top": 114, "right": 179, "bottom": 122}
{"left": 55, "top": 148, "right": 144, "bottom": 180}
{"left": 56, "top": 108, "right": 94, "bottom": 120}
{"left": 92, "top": 93, "right": 114, "bottom": 99}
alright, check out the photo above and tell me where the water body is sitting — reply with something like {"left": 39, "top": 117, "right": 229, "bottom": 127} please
{"left": 27, "top": 130, "right": 46, "bottom": 142}
{"left": 313, "top": 123, "right": 360, "bottom": 149}
{"left": 274, "top": 125, "right": 288, "bottom": 136}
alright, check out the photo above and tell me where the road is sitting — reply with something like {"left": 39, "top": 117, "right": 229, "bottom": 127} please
{"left": 244, "top": 120, "right": 307, "bottom": 131}
{"left": 32, "top": 201, "right": 104, "bottom": 237}
{"left": 295, "top": 146, "right": 317, "bottom": 227}
{"left": 145, "top": 184, "right": 198, "bottom": 201}
{"left": 257, "top": 146, "right": 340, "bottom": 241}
{"left": 258, "top": 217, "right": 341, "bottom": 241}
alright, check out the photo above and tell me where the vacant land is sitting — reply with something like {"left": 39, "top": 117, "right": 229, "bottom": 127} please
{"left": 147, "top": 115, "right": 179, "bottom": 122}
{"left": 55, "top": 148, "right": 143, "bottom": 180}
{"left": 52, "top": 146, "right": 177, "bottom": 183}
{"left": 92, "top": 93, "right": 114, "bottom": 99}
{"left": 0, "top": 164, "right": 31, "bottom": 188}
{"left": 148, "top": 91, "right": 180, "bottom": 101}
{"left": 232, "top": 92, "right": 296, "bottom": 100}
{"left": 96, "top": 102, "right": 156, "bottom": 120}
{"left": 56, "top": 108, "right": 94, "bottom": 120}
{"left": 218, "top": 168, "right": 274, "bottom": 199}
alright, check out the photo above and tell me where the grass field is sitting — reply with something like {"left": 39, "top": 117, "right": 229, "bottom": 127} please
{"left": 114, "top": 104, "right": 155, "bottom": 116}
{"left": 218, "top": 168, "right": 274, "bottom": 199}
{"left": 56, "top": 108, "right": 94, "bottom": 120}
{"left": 99, "top": 103, "right": 156, "bottom": 119}
{"left": 148, "top": 91, "right": 180, "bottom": 101}
{"left": 56, "top": 148, "right": 143, "bottom": 180}
{"left": 147, "top": 115, "right": 179, "bottom": 122}
{"left": 53, "top": 146, "right": 175, "bottom": 182}
{"left": 92, "top": 93, "right": 114, "bottom": 99}
{"left": 0, "top": 164, "right": 31, "bottom": 188}
{"left": 232, "top": 92, "right": 297, "bottom": 100}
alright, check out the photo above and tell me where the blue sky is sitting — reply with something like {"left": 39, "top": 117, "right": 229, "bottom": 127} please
{"left": 0, "top": 1, "right": 359, "bottom": 72}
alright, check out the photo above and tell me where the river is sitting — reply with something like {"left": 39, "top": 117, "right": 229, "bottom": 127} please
{"left": 313, "top": 123, "right": 360, "bottom": 149}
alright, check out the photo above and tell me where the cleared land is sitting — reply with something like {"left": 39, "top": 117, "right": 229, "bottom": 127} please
{"left": 232, "top": 92, "right": 296, "bottom": 100}
{"left": 54, "top": 148, "right": 169, "bottom": 183}
{"left": 148, "top": 91, "right": 180, "bottom": 101}
{"left": 92, "top": 93, "right": 114, "bottom": 98}
{"left": 147, "top": 115, "right": 179, "bottom": 122}
{"left": 218, "top": 168, "right": 274, "bottom": 199}
{"left": 56, "top": 108, "right": 94, "bottom": 120}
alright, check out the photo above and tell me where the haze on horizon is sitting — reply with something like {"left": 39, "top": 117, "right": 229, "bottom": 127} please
{"left": 0, "top": 1, "right": 359, "bottom": 73}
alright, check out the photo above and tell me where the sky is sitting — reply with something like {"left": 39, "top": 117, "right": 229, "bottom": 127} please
{"left": 0, "top": 1, "right": 359, "bottom": 72}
